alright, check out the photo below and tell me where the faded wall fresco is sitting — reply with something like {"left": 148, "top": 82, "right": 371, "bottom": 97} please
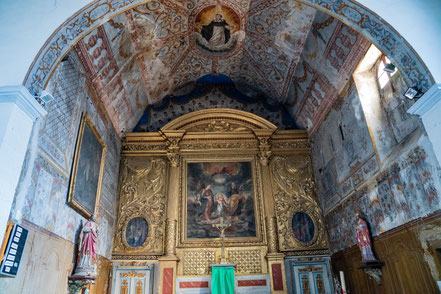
{"left": 325, "top": 139, "right": 441, "bottom": 252}
{"left": 311, "top": 83, "right": 377, "bottom": 211}
{"left": 311, "top": 66, "right": 441, "bottom": 253}
{"left": 9, "top": 52, "right": 121, "bottom": 259}
{"left": 286, "top": 11, "right": 371, "bottom": 135}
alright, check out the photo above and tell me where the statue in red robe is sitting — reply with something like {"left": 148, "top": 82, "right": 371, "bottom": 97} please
{"left": 74, "top": 214, "right": 99, "bottom": 277}
{"left": 355, "top": 211, "right": 377, "bottom": 263}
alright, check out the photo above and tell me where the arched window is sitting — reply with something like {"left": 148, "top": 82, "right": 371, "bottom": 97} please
{"left": 377, "top": 55, "right": 397, "bottom": 89}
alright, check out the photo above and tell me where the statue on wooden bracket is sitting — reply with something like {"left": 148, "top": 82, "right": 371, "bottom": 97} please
{"left": 355, "top": 210, "right": 384, "bottom": 285}
{"left": 68, "top": 215, "right": 99, "bottom": 293}
{"left": 355, "top": 211, "right": 377, "bottom": 263}
{"left": 74, "top": 214, "right": 99, "bottom": 277}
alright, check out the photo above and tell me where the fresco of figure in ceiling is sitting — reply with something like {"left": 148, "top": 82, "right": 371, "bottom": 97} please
{"left": 194, "top": 5, "right": 244, "bottom": 54}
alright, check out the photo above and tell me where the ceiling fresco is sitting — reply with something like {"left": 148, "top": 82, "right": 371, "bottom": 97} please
{"left": 73, "top": 0, "right": 370, "bottom": 133}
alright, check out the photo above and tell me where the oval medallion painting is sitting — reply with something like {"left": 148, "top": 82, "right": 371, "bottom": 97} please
{"left": 193, "top": 5, "right": 243, "bottom": 54}
{"left": 125, "top": 217, "right": 148, "bottom": 247}
{"left": 292, "top": 212, "right": 315, "bottom": 243}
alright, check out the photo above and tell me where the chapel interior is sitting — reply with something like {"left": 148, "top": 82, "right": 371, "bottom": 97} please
{"left": 1, "top": 1, "right": 441, "bottom": 294}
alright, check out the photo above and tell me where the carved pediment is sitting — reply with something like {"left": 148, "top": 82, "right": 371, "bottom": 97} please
{"left": 161, "top": 108, "right": 277, "bottom": 133}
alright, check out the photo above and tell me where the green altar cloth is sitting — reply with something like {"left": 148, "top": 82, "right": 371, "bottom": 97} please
{"left": 211, "top": 266, "right": 235, "bottom": 294}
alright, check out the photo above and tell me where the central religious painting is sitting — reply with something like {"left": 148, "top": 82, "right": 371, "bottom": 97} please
{"left": 191, "top": 4, "right": 244, "bottom": 55}
{"left": 185, "top": 160, "right": 256, "bottom": 239}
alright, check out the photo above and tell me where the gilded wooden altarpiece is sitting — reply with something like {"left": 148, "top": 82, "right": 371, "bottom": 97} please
{"left": 114, "top": 109, "right": 329, "bottom": 278}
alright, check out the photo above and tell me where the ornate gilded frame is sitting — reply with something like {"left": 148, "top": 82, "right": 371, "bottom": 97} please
{"left": 68, "top": 113, "right": 106, "bottom": 218}
{"left": 179, "top": 155, "right": 266, "bottom": 247}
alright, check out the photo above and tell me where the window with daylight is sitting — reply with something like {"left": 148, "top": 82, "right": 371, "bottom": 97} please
{"left": 377, "top": 55, "right": 397, "bottom": 89}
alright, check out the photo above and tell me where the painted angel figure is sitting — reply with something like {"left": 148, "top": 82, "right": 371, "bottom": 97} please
{"left": 74, "top": 214, "right": 99, "bottom": 277}
{"left": 355, "top": 211, "right": 378, "bottom": 263}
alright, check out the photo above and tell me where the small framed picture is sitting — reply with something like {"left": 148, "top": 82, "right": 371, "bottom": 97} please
{"left": 68, "top": 113, "right": 106, "bottom": 218}
{"left": 292, "top": 212, "right": 315, "bottom": 244}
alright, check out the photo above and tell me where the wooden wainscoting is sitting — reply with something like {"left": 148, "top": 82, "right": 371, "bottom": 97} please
{"left": 332, "top": 211, "right": 441, "bottom": 294}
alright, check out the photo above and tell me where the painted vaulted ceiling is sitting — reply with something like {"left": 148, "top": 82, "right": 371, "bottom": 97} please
{"left": 71, "top": 0, "right": 370, "bottom": 134}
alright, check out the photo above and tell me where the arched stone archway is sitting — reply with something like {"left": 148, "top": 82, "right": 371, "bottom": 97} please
{"left": 24, "top": 0, "right": 433, "bottom": 97}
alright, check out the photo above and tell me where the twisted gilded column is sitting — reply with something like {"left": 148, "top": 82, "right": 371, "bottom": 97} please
{"left": 164, "top": 219, "right": 177, "bottom": 256}
{"left": 266, "top": 216, "right": 279, "bottom": 253}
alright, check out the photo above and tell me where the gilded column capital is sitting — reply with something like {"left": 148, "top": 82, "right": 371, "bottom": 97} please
{"left": 166, "top": 148, "right": 180, "bottom": 167}
{"left": 253, "top": 129, "right": 276, "bottom": 166}
{"left": 159, "top": 130, "right": 185, "bottom": 167}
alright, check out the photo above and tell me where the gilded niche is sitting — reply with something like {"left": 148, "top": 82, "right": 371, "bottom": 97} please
{"left": 271, "top": 156, "right": 327, "bottom": 251}
{"left": 113, "top": 158, "right": 167, "bottom": 255}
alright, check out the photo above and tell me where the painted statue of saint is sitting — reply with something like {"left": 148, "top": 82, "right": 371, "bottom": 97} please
{"left": 355, "top": 211, "right": 378, "bottom": 263}
{"left": 74, "top": 214, "right": 99, "bottom": 277}
{"left": 201, "top": 14, "right": 235, "bottom": 46}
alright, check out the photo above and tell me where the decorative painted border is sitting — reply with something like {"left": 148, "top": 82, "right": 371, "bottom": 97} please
{"left": 24, "top": 0, "right": 433, "bottom": 98}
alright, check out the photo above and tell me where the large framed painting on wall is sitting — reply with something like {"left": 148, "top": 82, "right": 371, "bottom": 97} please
{"left": 180, "top": 157, "right": 264, "bottom": 246}
{"left": 68, "top": 113, "right": 106, "bottom": 218}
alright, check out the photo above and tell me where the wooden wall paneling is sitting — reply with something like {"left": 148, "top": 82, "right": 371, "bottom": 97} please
{"left": 331, "top": 214, "right": 441, "bottom": 294}
{"left": 89, "top": 256, "right": 112, "bottom": 294}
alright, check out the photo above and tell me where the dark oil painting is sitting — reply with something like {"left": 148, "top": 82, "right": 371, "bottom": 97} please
{"left": 292, "top": 212, "right": 315, "bottom": 243}
{"left": 125, "top": 217, "right": 148, "bottom": 247}
{"left": 72, "top": 121, "right": 103, "bottom": 215}
{"left": 186, "top": 162, "right": 256, "bottom": 238}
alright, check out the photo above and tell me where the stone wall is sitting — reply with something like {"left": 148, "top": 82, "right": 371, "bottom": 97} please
{"left": 312, "top": 66, "right": 441, "bottom": 253}
{"left": 1, "top": 51, "right": 121, "bottom": 292}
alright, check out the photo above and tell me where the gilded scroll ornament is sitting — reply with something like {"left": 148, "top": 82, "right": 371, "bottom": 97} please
{"left": 120, "top": 270, "right": 146, "bottom": 278}
{"left": 271, "top": 156, "right": 327, "bottom": 251}
{"left": 187, "top": 120, "right": 250, "bottom": 132}
{"left": 113, "top": 158, "right": 167, "bottom": 255}
{"left": 271, "top": 141, "right": 310, "bottom": 149}
{"left": 123, "top": 144, "right": 166, "bottom": 151}
{"left": 180, "top": 142, "right": 255, "bottom": 150}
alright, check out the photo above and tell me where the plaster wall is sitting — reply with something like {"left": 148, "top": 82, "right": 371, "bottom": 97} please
{"left": 0, "top": 222, "right": 75, "bottom": 294}
{"left": 5, "top": 51, "right": 121, "bottom": 263}
{"left": 311, "top": 70, "right": 441, "bottom": 253}
{"left": 0, "top": 221, "right": 112, "bottom": 294}
{"left": 0, "top": 0, "right": 90, "bottom": 86}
